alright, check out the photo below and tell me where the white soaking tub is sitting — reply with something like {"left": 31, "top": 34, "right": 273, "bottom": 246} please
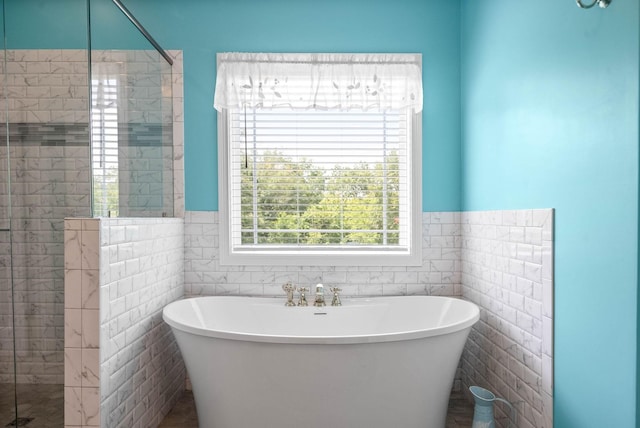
{"left": 163, "top": 295, "right": 479, "bottom": 428}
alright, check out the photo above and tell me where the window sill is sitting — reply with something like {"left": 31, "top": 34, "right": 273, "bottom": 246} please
{"left": 219, "top": 248, "right": 422, "bottom": 267}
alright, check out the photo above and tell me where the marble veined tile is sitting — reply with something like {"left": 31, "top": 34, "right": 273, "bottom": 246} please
{"left": 64, "top": 348, "right": 82, "bottom": 387}
{"left": 82, "top": 348, "right": 100, "bottom": 388}
{"left": 81, "top": 309, "right": 99, "bottom": 349}
{"left": 81, "top": 387, "right": 100, "bottom": 426}
{"left": 81, "top": 229, "right": 99, "bottom": 270}
{"left": 65, "top": 268, "right": 82, "bottom": 309}
{"left": 64, "top": 229, "right": 81, "bottom": 270}
{"left": 81, "top": 269, "right": 99, "bottom": 309}
{"left": 64, "top": 386, "right": 82, "bottom": 426}
{"left": 64, "top": 308, "right": 82, "bottom": 348}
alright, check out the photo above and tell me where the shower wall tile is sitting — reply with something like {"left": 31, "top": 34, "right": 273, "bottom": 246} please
{"left": 460, "top": 209, "right": 554, "bottom": 428}
{"left": 64, "top": 218, "right": 101, "bottom": 428}
{"left": 64, "top": 309, "right": 82, "bottom": 349}
{"left": 64, "top": 229, "right": 82, "bottom": 271}
{"left": 3, "top": 49, "right": 89, "bottom": 124}
{"left": 65, "top": 386, "right": 83, "bottom": 426}
{"left": 81, "top": 387, "right": 100, "bottom": 426}
{"left": 81, "top": 270, "right": 99, "bottom": 310}
{"left": 99, "top": 218, "right": 185, "bottom": 428}
{"left": 64, "top": 348, "right": 82, "bottom": 387}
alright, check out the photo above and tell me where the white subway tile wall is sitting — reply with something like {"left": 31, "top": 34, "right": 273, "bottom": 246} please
{"left": 98, "top": 218, "right": 185, "bottom": 428}
{"left": 184, "top": 211, "right": 461, "bottom": 298}
{"left": 460, "top": 209, "right": 554, "bottom": 428}
{"left": 3, "top": 49, "right": 89, "bottom": 125}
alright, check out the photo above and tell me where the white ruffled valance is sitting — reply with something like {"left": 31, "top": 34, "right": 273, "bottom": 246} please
{"left": 213, "top": 52, "right": 423, "bottom": 113}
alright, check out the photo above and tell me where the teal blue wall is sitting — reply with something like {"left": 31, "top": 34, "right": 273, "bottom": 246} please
{"left": 461, "top": 1, "right": 639, "bottom": 427}
{"left": 4, "top": 0, "right": 462, "bottom": 212}
{"left": 4, "top": 1, "right": 160, "bottom": 56}
{"left": 119, "top": 0, "right": 462, "bottom": 212}
{"left": 4, "top": 0, "right": 87, "bottom": 48}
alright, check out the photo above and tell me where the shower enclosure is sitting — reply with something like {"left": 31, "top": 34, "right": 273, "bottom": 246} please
{"left": 0, "top": 0, "right": 177, "bottom": 426}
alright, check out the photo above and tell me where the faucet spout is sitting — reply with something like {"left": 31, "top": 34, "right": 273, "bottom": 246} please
{"left": 314, "top": 283, "right": 326, "bottom": 307}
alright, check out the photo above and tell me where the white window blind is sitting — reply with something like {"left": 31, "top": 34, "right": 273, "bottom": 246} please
{"left": 216, "top": 53, "right": 422, "bottom": 266}
{"left": 230, "top": 108, "right": 410, "bottom": 249}
{"left": 91, "top": 64, "right": 120, "bottom": 217}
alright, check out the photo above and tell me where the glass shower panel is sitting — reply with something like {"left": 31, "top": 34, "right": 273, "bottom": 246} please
{"left": 90, "top": 0, "right": 174, "bottom": 218}
{"left": 0, "top": 0, "right": 18, "bottom": 424}
{"left": 2, "top": 0, "right": 90, "bottom": 425}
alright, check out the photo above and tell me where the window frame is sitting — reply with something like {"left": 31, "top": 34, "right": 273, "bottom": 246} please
{"left": 217, "top": 106, "right": 422, "bottom": 267}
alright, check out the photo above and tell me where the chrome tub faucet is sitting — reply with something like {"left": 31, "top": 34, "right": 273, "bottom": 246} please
{"left": 314, "top": 283, "right": 326, "bottom": 307}
{"left": 284, "top": 282, "right": 341, "bottom": 307}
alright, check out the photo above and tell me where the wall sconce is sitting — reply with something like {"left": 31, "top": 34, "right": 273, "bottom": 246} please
{"left": 576, "top": 0, "right": 611, "bottom": 9}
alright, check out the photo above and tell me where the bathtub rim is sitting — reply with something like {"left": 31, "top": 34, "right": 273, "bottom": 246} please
{"left": 163, "top": 295, "right": 480, "bottom": 345}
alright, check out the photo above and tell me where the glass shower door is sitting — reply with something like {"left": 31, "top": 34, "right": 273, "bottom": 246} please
{"left": 1, "top": 0, "right": 91, "bottom": 425}
{"left": 0, "top": 0, "right": 18, "bottom": 425}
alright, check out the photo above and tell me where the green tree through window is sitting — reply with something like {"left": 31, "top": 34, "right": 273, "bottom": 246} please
{"left": 240, "top": 151, "right": 400, "bottom": 246}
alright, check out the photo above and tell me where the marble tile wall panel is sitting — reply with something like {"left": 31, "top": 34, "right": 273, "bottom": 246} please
{"left": 98, "top": 218, "right": 185, "bottom": 428}
{"left": 64, "top": 218, "right": 101, "bottom": 427}
{"left": 460, "top": 209, "right": 554, "bottom": 428}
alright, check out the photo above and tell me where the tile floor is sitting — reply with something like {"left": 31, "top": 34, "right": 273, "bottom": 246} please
{"left": 159, "top": 390, "right": 475, "bottom": 428}
{"left": 0, "top": 384, "right": 473, "bottom": 427}
{"left": 0, "top": 384, "right": 64, "bottom": 428}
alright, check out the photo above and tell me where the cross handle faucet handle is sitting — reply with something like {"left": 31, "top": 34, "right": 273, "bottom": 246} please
{"left": 330, "top": 287, "right": 342, "bottom": 306}
{"left": 282, "top": 282, "right": 296, "bottom": 306}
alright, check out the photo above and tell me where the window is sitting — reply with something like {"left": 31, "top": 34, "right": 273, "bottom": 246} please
{"left": 91, "top": 64, "right": 120, "bottom": 217}
{"left": 215, "top": 53, "right": 422, "bottom": 266}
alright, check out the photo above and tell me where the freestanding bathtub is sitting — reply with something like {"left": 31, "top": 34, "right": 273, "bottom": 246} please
{"left": 163, "top": 295, "right": 479, "bottom": 428}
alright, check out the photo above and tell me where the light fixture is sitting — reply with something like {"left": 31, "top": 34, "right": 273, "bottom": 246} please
{"left": 576, "top": 0, "right": 612, "bottom": 9}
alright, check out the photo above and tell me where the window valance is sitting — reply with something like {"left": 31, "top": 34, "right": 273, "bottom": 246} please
{"left": 213, "top": 52, "right": 423, "bottom": 113}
